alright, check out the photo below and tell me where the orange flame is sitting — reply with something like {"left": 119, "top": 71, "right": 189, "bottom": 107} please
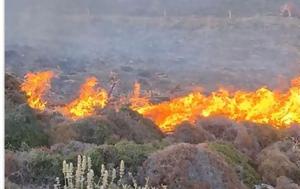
{"left": 20, "top": 71, "right": 54, "bottom": 110}
{"left": 59, "top": 77, "right": 108, "bottom": 119}
{"left": 131, "top": 77, "right": 300, "bottom": 133}
{"left": 20, "top": 70, "right": 300, "bottom": 131}
{"left": 129, "top": 81, "right": 150, "bottom": 108}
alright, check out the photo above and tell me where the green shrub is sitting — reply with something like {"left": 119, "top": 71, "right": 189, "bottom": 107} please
{"left": 27, "top": 150, "right": 63, "bottom": 184}
{"left": 208, "top": 141, "right": 261, "bottom": 188}
{"left": 5, "top": 100, "right": 48, "bottom": 150}
{"left": 74, "top": 118, "right": 114, "bottom": 145}
{"left": 54, "top": 155, "right": 167, "bottom": 189}
{"left": 87, "top": 141, "right": 166, "bottom": 176}
{"left": 73, "top": 109, "right": 163, "bottom": 145}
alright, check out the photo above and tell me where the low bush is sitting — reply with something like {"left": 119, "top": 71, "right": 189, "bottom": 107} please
{"left": 27, "top": 150, "right": 63, "bottom": 184}
{"left": 208, "top": 142, "right": 261, "bottom": 188}
{"left": 71, "top": 108, "right": 163, "bottom": 146}
{"left": 5, "top": 100, "right": 49, "bottom": 150}
{"left": 87, "top": 141, "right": 166, "bottom": 176}
{"left": 6, "top": 140, "right": 167, "bottom": 187}
{"left": 75, "top": 118, "right": 113, "bottom": 145}
{"left": 257, "top": 140, "right": 300, "bottom": 185}
{"left": 7, "top": 149, "right": 65, "bottom": 186}
{"left": 138, "top": 143, "right": 246, "bottom": 189}
{"left": 54, "top": 155, "right": 167, "bottom": 189}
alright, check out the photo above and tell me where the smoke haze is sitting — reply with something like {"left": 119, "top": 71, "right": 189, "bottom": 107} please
{"left": 5, "top": 0, "right": 300, "bottom": 95}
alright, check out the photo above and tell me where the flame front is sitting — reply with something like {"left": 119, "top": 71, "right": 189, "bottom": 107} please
{"left": 20, "top": 71, "right": 54, "bottom": 110}
{"left": 131, "top": 78, "right": 300, "bottom": 133}
{"left": 20, "top": 70, "right": 300, "bottom": 131}
{"left": 59, "top": 77, "right": 108, "bottom": 119}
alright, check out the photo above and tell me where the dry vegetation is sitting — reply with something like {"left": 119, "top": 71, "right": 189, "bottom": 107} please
{"left": 54, "top": 155, "right": 167, "bottom": 189}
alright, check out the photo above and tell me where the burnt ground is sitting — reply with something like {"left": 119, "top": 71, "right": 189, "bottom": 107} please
{"left": 5, "top": 0, "right": 300, "bottom": 101}
{"left": 5, "top": 15, "right": 300, "bottom": 103}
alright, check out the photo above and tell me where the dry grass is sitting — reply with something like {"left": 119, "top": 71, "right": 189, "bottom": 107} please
{"left": 54, "top": 155, "right": 167, "bottom": 189}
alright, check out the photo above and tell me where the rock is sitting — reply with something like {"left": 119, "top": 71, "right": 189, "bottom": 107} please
{"left": 254, "top": 183, "right": 274, "bottom": 189}
{"left": 138, "top": 143, "right": 247, "bottom": 189}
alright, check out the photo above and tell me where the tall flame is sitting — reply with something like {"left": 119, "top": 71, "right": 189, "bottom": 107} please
{"left": 131, "top": 77, "right": 300, "bottom": 133}
{"left": 130, "top": 81, "right": 150, "bottom": 109}
{"left": 59, "top": 77, "right": 108, "bottom": 119}
{"left": 20, "top": 71, "right": 54, "bottom": 110}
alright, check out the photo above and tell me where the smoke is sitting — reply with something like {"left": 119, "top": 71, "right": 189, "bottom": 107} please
{"left": 5, "top": 0, "right": 300, "bottom": 95}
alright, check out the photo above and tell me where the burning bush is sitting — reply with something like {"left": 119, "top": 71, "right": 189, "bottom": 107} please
{"left": 59, "top": 76, "right": 108, "bottom": 120}
{"left": 5, "top": 73, "right": 49, "bottom": 150}
{"left": 131, "top": 76, "right": 300, "bottom": 133}
{"left": 20, "top": 71, "right": 54, "bottom": 111}
{"left": 16, "top": 70, "right": 300, "bottom": 135}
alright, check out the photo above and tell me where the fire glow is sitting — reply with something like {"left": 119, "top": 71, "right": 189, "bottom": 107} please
{"left": 20, "top": 70, "right": 300, "bottom": 133}
{"left": 130, "top": 81, "right": 150, "bottom": 109}
{"left": 59, "top": 77, "right": 108, "bottom": 120}
{"left": 131, "top": 77, "right": 300, "bottom": 133}
{"left": 20, "top": 71, "right": 54, "bottom": 110}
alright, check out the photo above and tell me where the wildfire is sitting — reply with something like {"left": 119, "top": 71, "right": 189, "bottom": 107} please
{"left": 59, "top": 77, "right": 108, "bottom": 119}
{"left": 20, "top": 70, "right": 300, "bottom": 133}
{"left": 131, "top": 78, "right": 300, "bottom": 133}
{"left": 130, "top": 81, "right": 150, "bottom": 109}
{"left": 20, "top": 71, "right": 54, "bottom": 110}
